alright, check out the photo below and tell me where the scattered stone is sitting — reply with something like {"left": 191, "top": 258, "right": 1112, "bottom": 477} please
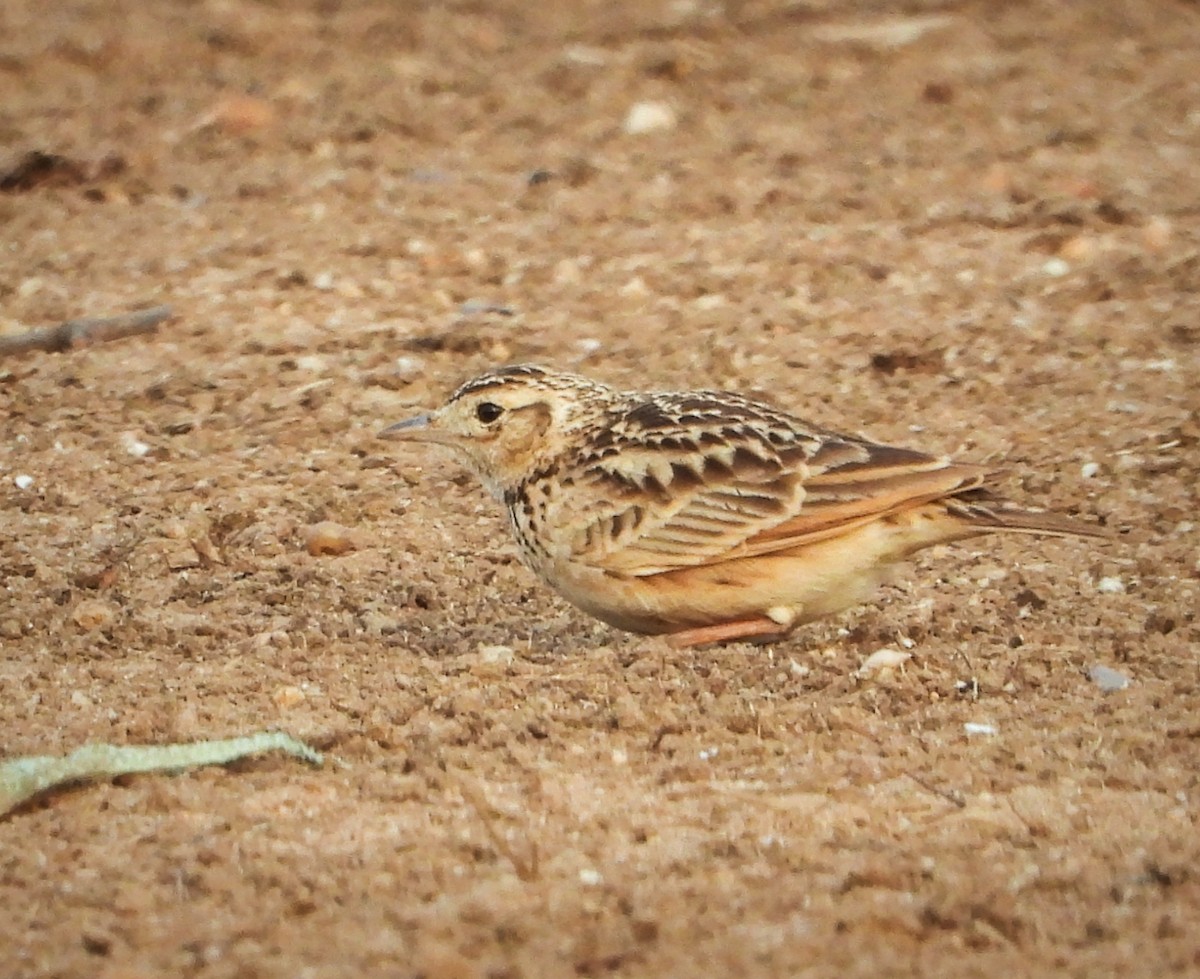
{"left": 1080, "top": 461, "right": 1101, "bottom": 479}
{"left": 190, "top": 532, "right": 223, "bottom": 566}
{"left": 963, "top": 722, "right": 998, "bottom": 736}
{"left": 1088, "top": 664, "right": 1130, "bottom": 692}
{"left": 1096, "top": 576, "right": 1126, "bottom": 594}
{"left": 72, "top": 599, "right": 117, "bottom": 631}
{"left": 624, "top": 101, "right": 677, "bottom": 135}
{"left": 302, "top": 521, "right": 357, "bottom": 556}
{"left": 1042, "top": 257, "right": 1071, "bottom": 277}
{"left": 858, "top": 647, "right": 912, "bottom": 676}
{"left": 393, "top": 355, "right": 424, "bottom": 381}
{"left": 478, "top": 644, "right": 515, "bottom": 665}
{"left": 459, "top": 299, "right": 515, "bottom": 317}
{"left": 201, "top": 93, "right": 276, "bottom": 135}
{"left": 981, "top": 162, "right": 1012, "bottom": 195}
{"left": 164, "top": 543, "right": 201, "bottom": 571}
{"left": 120, "top": 431, "right": 151, "bottom": 458}
{"left": 1142, "top": 215, "right": 1172, "bottom": 252}
{"left": 13, "top": 474, "right": 34, "bottom": 490}
{"left": 811, "top": 14, "right": 955, "bottom": 48}
{"left": 272, "top": 685, "right": 307, "bottom": 709}
{"left": 1059, "top": 235, "right": 1095, "bottom": 262}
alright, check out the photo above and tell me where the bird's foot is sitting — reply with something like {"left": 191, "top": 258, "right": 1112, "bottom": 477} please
{"left": 665, "top": 616, "right": 792, "bottom": 649}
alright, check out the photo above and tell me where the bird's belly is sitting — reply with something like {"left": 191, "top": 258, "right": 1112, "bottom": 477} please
{"left": 541, "top": 518, "right": 949, "bottom": 635}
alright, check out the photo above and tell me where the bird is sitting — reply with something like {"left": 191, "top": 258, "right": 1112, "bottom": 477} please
{"left": 378, "top": 364, "right": 1109, "bottom": 648}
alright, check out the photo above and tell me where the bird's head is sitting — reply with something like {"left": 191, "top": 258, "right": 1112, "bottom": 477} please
{"left": 379, "top": 364, "right": 615, "bottom": 498}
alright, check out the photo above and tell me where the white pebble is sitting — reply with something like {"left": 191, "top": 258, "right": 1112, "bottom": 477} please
{"left": 811, "top": 15, "right": 954, "bottom": 48}
{"left": 698, "top": 747, "right": 719, "bottom": 761}
{"left": 858, "top": 647, "right": 911, "bottom": 675}
{"left": 312, "top": 271, "right": 334, "bottom": 291}
{"left": 963, "top": 722, "right": 998, "bottom": 736}
{"left": 1080, "top": 461, "right": 1101, "bottom": 479}
{"left": 13, "top": 474, "right": 34, "bottom": 490}
{"left": 1097, "top": 576, "right": 1126, "bottom": 594}
{"left": 1088, "top": 664, "right": 1130, "bottom": 692}
{"left": 578, "top": 868, "right": 603, "bottom": 887}
{"left": 1042, "top": 258, "right": 1071, "bottom": 277}
{"left": 477, "top": 644, "right": 514, "bottom": 665}
{"left": 295, "top": 355, "right": 327, "bottom": 372}
{"left": 624, "top": 101, "right": 677, "bottom": 135}
{"left": 394, "top": 355, "right": 424, "bottom": 380}
{"left": 563, "top": 44, "right": 607, "bottom": 66}
{"left": 120, "top": 432, "right": 151, "bottom": 458}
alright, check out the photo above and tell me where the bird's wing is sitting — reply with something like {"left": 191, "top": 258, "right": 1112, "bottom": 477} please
{"left": 559, "top": 398, "right": 989, "bottom": 577}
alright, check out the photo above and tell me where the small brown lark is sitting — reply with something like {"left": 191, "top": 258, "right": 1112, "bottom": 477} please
{"left": 379, "top": 364, "right": 1108, "bottom": 647}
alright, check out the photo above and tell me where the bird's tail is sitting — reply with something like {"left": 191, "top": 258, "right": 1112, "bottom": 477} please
{"left": 945, "top": 487, "right": 1112, "bottom": 539}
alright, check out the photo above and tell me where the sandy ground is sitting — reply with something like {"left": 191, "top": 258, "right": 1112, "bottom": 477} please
{"left": 2, "top": 0, "right": 1198, "bottom": 975}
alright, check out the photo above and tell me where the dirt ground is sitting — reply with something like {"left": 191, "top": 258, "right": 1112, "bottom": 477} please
{"left": 1, "top": 0, "right": 1198, "bottom": 975}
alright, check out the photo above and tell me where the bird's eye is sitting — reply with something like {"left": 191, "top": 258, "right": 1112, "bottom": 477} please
{"left": 475, "top": 402, "right": 504, "bottom": 424}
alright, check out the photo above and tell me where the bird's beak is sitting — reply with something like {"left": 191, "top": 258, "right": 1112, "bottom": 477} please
{"left": 378, "top": 412, "right": 458, "bottom": 444}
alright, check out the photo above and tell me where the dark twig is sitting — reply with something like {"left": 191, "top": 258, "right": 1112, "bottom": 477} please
{"left": 0, "top": 304, "right": 172, "bottom": 360}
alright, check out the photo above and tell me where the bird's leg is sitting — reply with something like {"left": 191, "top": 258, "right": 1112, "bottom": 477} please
{"left": 665, "top": 616, "right": 791, "bottom": 649}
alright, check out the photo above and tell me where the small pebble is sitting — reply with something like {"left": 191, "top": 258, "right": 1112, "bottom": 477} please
{"left": 1096, "top": 576, "right": 1126, "bottom": 594}
{"left": 72, "top": 599, "right": 117, "bottom": 630}
{"left": 1042, "top": 258, "right": 1071, "bottom": 277}
{"left": 477, "top": 644, "right": 515, "bottom": 665}
{"left": 1080, "top": 461, "right": 1101, "bottom": 479}
{"left": 624, "top": 101, "right": 677, "bottom": 135}
{"left": 394, "top": 355, "right": 424, "bottom": 380}
{"left": 811, "top": 15, "right": 954, "bottom": 48}
{"left": 13, "top": 474, "right": 34, "bottom": 490}
{"left": 963, "top": 722, "right": 998, "bottom": 736}
{"left": 302, "top": 521, "right": 357, "bottom": 556}
{"left": 272, "top": 685, "right": 307, "bottom": 709}
{"left": 120, "top": 432, "right": 151, "bottom": 458}
{"left": 578, "top": 868, "right": 603, "bottom": 887}
{"left": 1059, "top": 235, "right": 1095, "bottom": 262}
{"left": 1088, "top": 665, "right": 1130, "bottom": 693}
{"left": 295, "top": 355, "right": 327, "bottom": 372}
{"left": 1142, "top": 216, "right": 1172, "bottom": 252}
{"left": 208, "top": 93, "right": 276, "bottom": 135}
{"left": 858, "top": 647, "right": 911, "bottom": 675}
